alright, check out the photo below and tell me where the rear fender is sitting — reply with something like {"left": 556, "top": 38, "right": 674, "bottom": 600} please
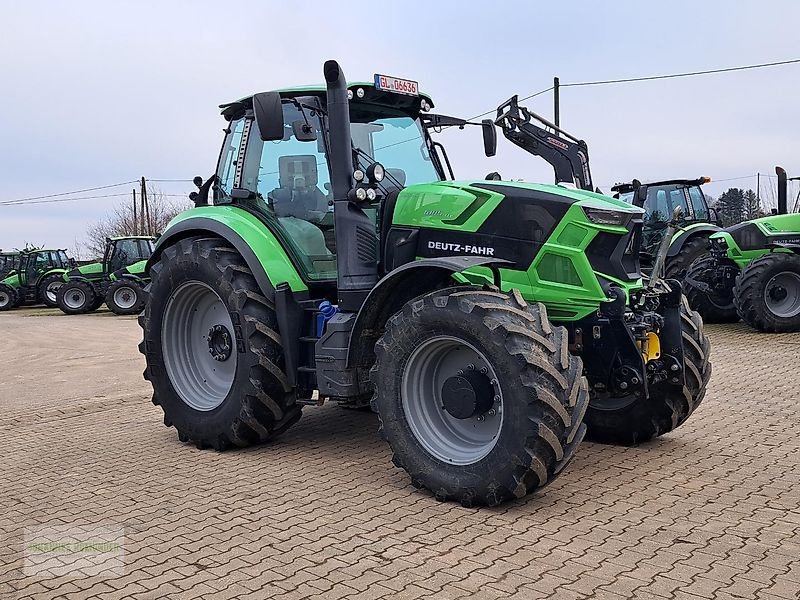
{"left": 667, "top": 224, "right": 720, "bottom": 257}
{"left": 150, "top": 207, "right": 308, "bottom": 301}
{"left": 346, "top": 256, "right": 510, "bottom": 368}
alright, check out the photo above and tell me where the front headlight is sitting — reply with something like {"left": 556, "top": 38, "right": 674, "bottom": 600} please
{"left": 582, "top": 206, "right": 633, "bottom": 227}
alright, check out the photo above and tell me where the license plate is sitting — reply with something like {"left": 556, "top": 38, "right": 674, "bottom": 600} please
{"left": 374, "top": 74, "right": 419, "bottom": 96}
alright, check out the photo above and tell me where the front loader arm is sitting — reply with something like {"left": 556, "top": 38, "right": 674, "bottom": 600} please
{"left": 495, "top": 95, "right": 593, "bottom": 191}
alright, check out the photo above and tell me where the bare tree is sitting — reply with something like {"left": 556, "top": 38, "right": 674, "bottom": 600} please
{"left": 84, "top": 186, "right": 189, "bottom": 257}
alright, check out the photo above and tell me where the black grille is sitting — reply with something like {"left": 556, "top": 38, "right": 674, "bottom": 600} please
{"left": 586, "top": 219, "right": 642, "bottom": 281}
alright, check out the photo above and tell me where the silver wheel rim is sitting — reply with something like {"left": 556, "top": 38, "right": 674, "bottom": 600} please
{"left": 63, "top": 288, "right": 87, "bottom": 309}
{"left": 401, "top": 336, "right": 503, "bottom": 465}
{"left": 764, "top": 271, "right": 800, "bottom": 318}
{"left": 162, "top": 281, "right": 237, "bottom": 411}
{"left": 0, "top": 291, "right": 9, "bottom": 308}
{"left": 113, "top": 286, "right": 137, "bottom": 310}
{"left": 46, "top": 281, "right": 62, "bottom": 303}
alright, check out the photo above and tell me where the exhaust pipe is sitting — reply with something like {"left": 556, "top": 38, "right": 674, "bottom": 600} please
{"left": 324, "top": 60, "right": 378, "bottom": 311}
{"left": 776, "top": 166, "right": 788, "bottom": 215}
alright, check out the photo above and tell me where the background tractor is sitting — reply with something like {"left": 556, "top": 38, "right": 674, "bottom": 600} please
{"left": 139, "top": 61, "right": 710, "bottom": 507}
{"left": 612, "top": 177, "right": 720, "bottom": 279}
{"left": 686, "top": 166, "right": 800, "bottom": 331}
{"left": 0, "top": 251, "right": 21, "bottom": 279}
{"left": 57, "top": 236, "right": 154, "bottom": 315}
{"left": 0, "top": 248, "right": 73, "bottom": 311}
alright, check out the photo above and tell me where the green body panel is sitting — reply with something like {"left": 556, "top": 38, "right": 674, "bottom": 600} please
{"left": 64, "top": 261, "right": 104, "bottom": 282}
{"left": 160, "top": 206, "right": 308, "bottom": 292}
{"left": 1, "top": 273, "right": 20, "bottom": 287}
{"left": 2, "top": 267, "right": 65, "bottom": 289}
{"left": 711, "top": 212, "right": 800, "bottom": 268}
{"left": 110, "top": 259, "right": 149, "bottom": 282}
{"left": 669, "top": 221, "right": 714, "bottom": 247}
{"left": 395, "top": 181, "right": 644, "bottom": 321}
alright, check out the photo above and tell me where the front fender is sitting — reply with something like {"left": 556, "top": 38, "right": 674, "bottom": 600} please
{"left": 150, "top": 206, "right": 308, "bottom": 300}
{"left": 667, "top": 223, "right": 720, "bottom": 257}
{"left": 346, "top": 256, "right": 510, "bottom": 368}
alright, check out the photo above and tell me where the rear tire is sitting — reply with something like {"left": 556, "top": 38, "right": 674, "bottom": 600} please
{"left": 0, "top": 284, "right": 16, "bottom": 311}
{"left": 685, "top": 255, "right": 739, "bottom": 322}
{"left": 39, "top": 273, "right": 64, "bottom": 307}
{"left": 56, "top": 281, "right": 97, "bottom": 315}
{"left": 734, "top": 253, "right": 800, "bottom": 332}
{"left": 664, "top": 234, "right": 711, "bottom": 281}
{"left": 107, "top": 279, "right": 147, "bottom": 315}
{"left": 584, "top": 298, "right": 711, "bottom": 445}
{"left": 372, "top": 287, "right": 588, "bottom": 507}
{"left": 139, "top": 237, "right": 301, "bottom": 450}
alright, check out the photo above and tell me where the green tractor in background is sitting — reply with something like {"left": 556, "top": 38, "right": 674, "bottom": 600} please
{"left": 57, "top": 236, "right": 154, "bottom": 315}
{"left": 0, "top": 251, "right": 21, "bottom": 280}
{"left": 0, "top": 248, "right": 74, "bottom": 310}
{"left": 612, "top": 177, "right": 720, "bottom": 279}
{"left": 686, "top": 166, "right": 800, "bottom": 331}
{"left": 139, "top": 61, "right": 710, "bottom": 506}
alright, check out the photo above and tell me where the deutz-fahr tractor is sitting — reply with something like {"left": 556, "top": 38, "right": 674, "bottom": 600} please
{"left": 0, "top": 248, "right": 74, "bottom": 311}
{"left": 612, "top": 177, "right": 719, "bottom": 279}
{"left": 139, "top": 61, "right": 711, "bottom": 506}
{"left": 0, "top": 251, "right": 21, "bottom": 279}
{"left": 57, "top": 236, "right": 154, "bottom": 315}
{"left": 686, "top": 166, "right": 800, "bottom": 331}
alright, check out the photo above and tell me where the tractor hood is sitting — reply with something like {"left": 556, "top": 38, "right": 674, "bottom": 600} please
{"left": 712, "top": 212, "right": 800, "bottom": 253}
{"left": 392, "top": 180, "right": 642, "bottom": 233}
{"left": 78, "top": 262, "right": 103, "bottom": 275}
{"left": 1, "top": 273, "right": 20, "bottom": 287}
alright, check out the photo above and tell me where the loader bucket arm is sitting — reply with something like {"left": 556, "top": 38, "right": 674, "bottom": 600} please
{"left": 495, "top": 95, "right": 593, "bottom": 191}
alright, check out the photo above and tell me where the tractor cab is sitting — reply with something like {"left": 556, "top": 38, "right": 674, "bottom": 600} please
{"left": 103, "top": 236, "right": 155, "bottom": 274}
{"left": 0, "top": 252, "right": 20, "bottom": 278}
{"left": 612, "top": 177, "right": 719, "bottom": 275}
{"left": 18, "top": 249, "right": 72, "bottom": 287}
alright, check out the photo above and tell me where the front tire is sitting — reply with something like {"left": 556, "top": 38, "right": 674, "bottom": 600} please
{"left": 139, "top": 237, "right": 301, "bottom": 450}
{"left": 372, "top": 288, "right": 588, "bottom": 507}
{"left": 734, "top": 253, "right": 800, "bottom": 332}
{"left": 584, "top": 298, "right": 711, "bottom": 445}
{"left": 685, "top": 255, "right": 739, "bottom": 322}
{"left": 0, "top": 284, "right": 16, "bottom": 311}
{"left": 56, "top": 281, "right": 97, "bottom": 315}
{"left": 107, "top": 279, "right": 147, "bottom": 315}
{"left": 39, "top": 273, "right": 64, "bottom": 307}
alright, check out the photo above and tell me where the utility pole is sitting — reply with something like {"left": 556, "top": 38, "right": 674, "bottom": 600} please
{"left": 140, "top": 177, "right": 149, "bottom": 235}
{"left": 553, "top": 76, "right": 560, "bottom": 127}
{"left": 132, "top": 188, "right": 138, "bottom": 235}
{"left": 756, "top": 172, "right": 760, "bottom": 209}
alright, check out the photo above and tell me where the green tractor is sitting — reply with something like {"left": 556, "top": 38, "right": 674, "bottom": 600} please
{"left": 612, "top": 177, "right": 720, "bottom": 279}
{"left": 686, "top": 166, "right": 800, "bottom": 331}
{"left": 56, "top": 236, "right": 154, "bottom": 315}
{"left": 139, "top": 61, "right": 711, "bottom": 506}
{"left": 0, "top": 248, "right": 74, "bottom": 311}
{"left": 0, "top": 251, "right": 21, "bottom": 280}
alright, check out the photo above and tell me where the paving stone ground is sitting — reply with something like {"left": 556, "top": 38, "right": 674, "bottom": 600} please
{"left": 1, "top": 308, "right": 798, "bottom": 599}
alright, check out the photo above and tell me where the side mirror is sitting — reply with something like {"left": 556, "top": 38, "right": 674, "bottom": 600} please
{"left": 252, "top": 92, "right": 284, "bottom": 141}
{"left": 291, "top": 119, "right": 317, "bottom": 142}
{"left": 481, "top": 119, "right": 497, "bottom": 157}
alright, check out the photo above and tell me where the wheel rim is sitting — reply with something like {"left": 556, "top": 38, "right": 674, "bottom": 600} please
{"left": 162, "top": 281, "right": 237, "bottom": 411}
{"left": 401, "top": 335, "right": 503, "bottom": 466}
{"left": 0, "top": 291, "right": 9, "bottom": 308}
{"left": 63, "top": 288, "right": 87, "bottom": 309}
{"left": 46, "top": 281, "right": 62, "bottom": 303}
{"left": 113, "top": 286, "right": 137, "bottom": 310}
{"left": 764, "top": 271, "right": 800, "bottom": 318}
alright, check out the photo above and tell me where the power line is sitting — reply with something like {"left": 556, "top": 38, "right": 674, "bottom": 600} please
{"left": 0, "top": 180, "right": 139, "bottom": 205}
{"left": 468, "top": 86, "right": 554, "bottom": 121}
{"left": 561, "top": 58, "right": 800, "bottom": 89}
{"left": 0, "top": 192, "right": 190, "bottom": 207}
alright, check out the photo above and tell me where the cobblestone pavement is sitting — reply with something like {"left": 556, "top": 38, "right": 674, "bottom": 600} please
{"left": 1, "top": 309, "right": 798, "bottom": 599}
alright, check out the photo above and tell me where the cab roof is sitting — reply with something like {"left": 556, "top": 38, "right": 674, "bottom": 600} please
{"left": 611, "top": 177, "right": 710, "bottom": 193}
{"left": 109, "top": 236, "right": 155, "bottom": 241}
{"left": 220, "top": 82, "right": 434, "bottom": 120}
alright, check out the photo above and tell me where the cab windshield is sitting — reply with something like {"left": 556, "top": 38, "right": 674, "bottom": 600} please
{"left": 350, "top": 107, "right": 441, "bottom": 189}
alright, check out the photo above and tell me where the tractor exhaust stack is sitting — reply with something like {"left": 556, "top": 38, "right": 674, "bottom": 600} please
{"left": 776, "top": 166, "right": 788, "bottom": 215}
{"left": 324, "top": 60, "right": 379, "bottom": 311}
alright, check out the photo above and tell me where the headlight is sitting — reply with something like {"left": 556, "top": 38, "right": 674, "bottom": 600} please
{"left": 366, "top": 188, "right": 377, "bottom": 201}
{"left": 356, "top": 87, "right": 365, "bottom": 99}
{"left": 582, "top": 206, "right": 633, "bottom": 227}
{"left": 354, "top": 187, "right": 367, "bottom": 201}
{"left": 366, "top": 163, "right": 385, "bottom": 183}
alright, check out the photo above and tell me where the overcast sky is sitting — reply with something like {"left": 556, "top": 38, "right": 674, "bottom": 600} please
{"left": 1, "top": 1, "right": 799, "bottom": 253}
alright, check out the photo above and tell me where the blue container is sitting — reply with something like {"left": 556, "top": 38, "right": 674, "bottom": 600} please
{"left": 315, "top": 300, "right": 338, "bottom": 337}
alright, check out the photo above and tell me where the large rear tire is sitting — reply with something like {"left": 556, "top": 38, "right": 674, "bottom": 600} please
{"left": 0, "top": 284, "right": 16, "bottom": 311}
{"left": 139, "top": 237, "right": 301, "bottom": 450}
{"left": 734, "top": 253, "right": 800, "bottom": 332}
{"left": 584, "top": 298, "right": 711, "bottom": 445}
{"left": 372, "top": 287, "right": 588, "bottom": 507}
{"left": 665, "top": 234, "right": 711, "bottom": 281}
{"left": 56, "top": 281, "right": 97, "bottom": 315}
{"left": 39, "top": 273, "right": 64, "bottom": 307}
{"left": 685, "top": 255, "right": 739, "bottom": 323}
{"left": 107, "top": 279, "right": 147, "bottom": 315}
